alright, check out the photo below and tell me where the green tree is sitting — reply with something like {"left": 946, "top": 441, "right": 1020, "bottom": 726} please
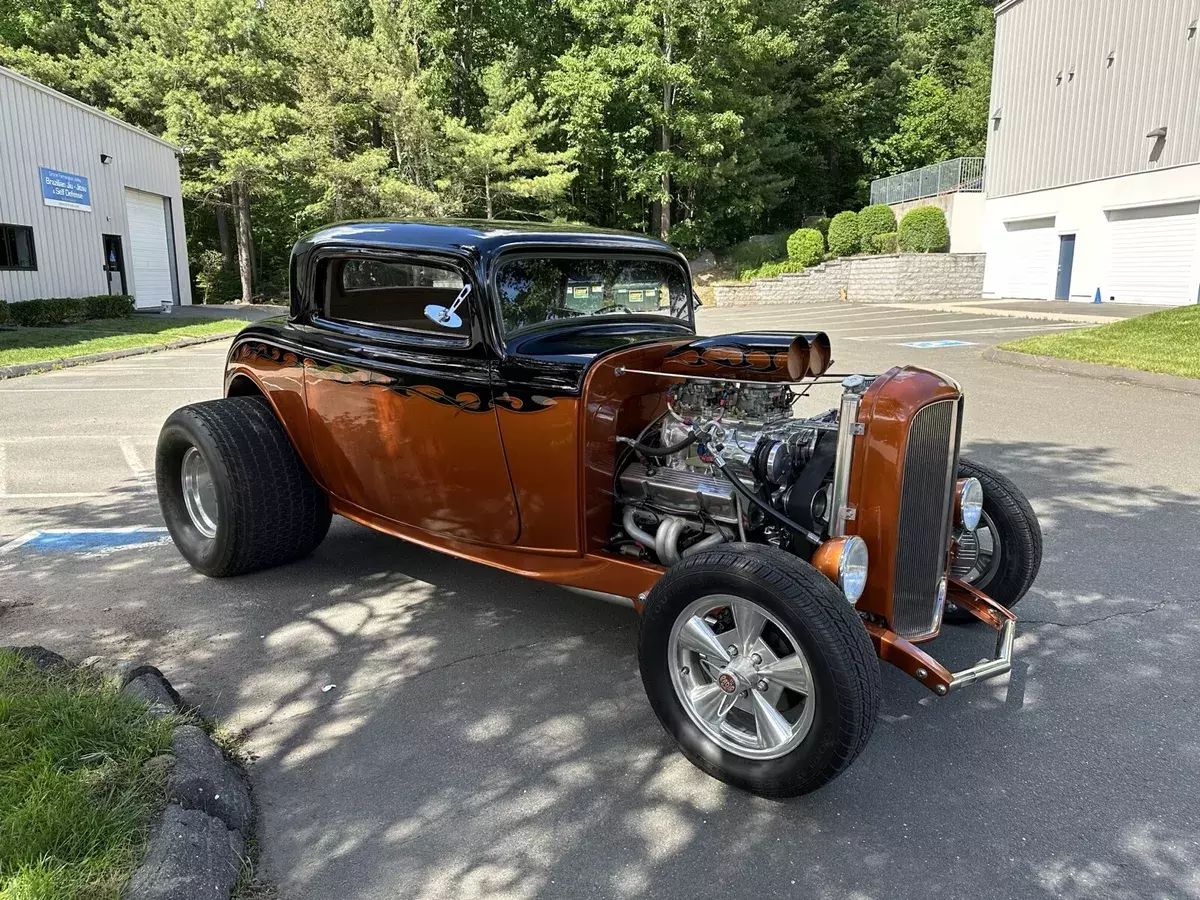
{"left": 444, "top": 62, "right": 575, "bottom": 219}
{"left": 100, "top": 0, "right": 295, "bottom": 302}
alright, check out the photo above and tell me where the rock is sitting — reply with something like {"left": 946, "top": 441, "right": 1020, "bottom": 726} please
{"left": 167, "top": 726, "right": 253, "bottom": 835}
{"left": 5, "top": 645, "right": 71, "bottom": 670}
{"left": 123, "top": 805, "right": 244, "bottom": 900}
{"left": 124, "top": 673, "right": 181, "bottom": 717}
{"left": 688, "top": 249, "right": 718, "bottom": 275}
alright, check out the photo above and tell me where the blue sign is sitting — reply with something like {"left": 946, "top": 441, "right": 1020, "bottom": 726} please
{"left": 901, "top": 340, "right": 977, "bottom": 349}
{"left": 40, "top": 166, "right": 91, "bottom": 212}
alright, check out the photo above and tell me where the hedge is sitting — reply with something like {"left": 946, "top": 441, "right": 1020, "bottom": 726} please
{"left": 827, "top": 211, "right": 861, "bottom": 257}
{"left": 0, "top": 300, "right": 8, "bottom": 327}
{"left": 874, "top": 231, "right": 899, "bottom": 254}
{"left": 898, "top": 205, "right": 950, "bottom": 252}
{"left": 2, "top": 294, "right": 134, "bottom": 328}
{"left": 786, "top": 228, "right": 825, "bottom": 268}
{"left": 859, "top": 204, "right": 897, "bottom": 251}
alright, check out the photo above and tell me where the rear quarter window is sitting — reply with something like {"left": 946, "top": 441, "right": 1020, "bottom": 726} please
{"left": 324, "top": 258, "right": 468, "bottom": 335}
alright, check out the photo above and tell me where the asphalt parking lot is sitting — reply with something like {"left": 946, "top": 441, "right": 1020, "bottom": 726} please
{"left": 2, "top": 305, "right": 1199, "bottom": 900}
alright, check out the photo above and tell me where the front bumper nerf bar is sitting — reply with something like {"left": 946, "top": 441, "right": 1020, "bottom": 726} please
{"left": 865, "top": 578, "right": 1017, "bottom": 696}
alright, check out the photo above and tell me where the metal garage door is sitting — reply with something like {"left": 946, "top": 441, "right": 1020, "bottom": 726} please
{"left": 124, "top": 188, "right": 174, "bottom": 309}
{"left": 996, "top": 217, "right": 1058, "bottom": 299}
{"left": 1106, "top": 201, "right": 1199, "bottom": 306}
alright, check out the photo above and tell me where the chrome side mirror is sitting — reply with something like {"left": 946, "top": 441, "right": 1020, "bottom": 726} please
{"left": 424, "top": 283, "right": 472, "bottom": 329}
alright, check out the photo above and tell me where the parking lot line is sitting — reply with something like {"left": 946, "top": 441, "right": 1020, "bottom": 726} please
{"left": 846, "top": 323, "right": 1084, "bottom": 341}
{"left": 0, "top": 387, "right": 214, "bottom": 393}
{"left": 0, "top": 492, "right": 110, "bottom": 499}
{"left": 824, "top": 315, "right": 1019, "bottom": 334}
{"left": 0, "top": 434, "right": 156, "bottom": 443}
{"left": 118, "top": 437, "right": 150, "bottom": 482}
{"left": 725, "top": 307, "right": 941, "bottom": 324}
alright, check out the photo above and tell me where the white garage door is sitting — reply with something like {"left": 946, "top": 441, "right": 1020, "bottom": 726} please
{"left": 993, "top": 217, "right": 1058, "bottom": 300}
{"left": 1106, "top": 201, "right": 1199, "bottom": 306}
{"left": 124, "top": 189, "right": 174, "bottom": 309}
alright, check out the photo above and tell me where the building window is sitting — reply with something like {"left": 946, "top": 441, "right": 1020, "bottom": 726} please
{"left": 0, "top": 224, "right": 37, "bottom": 271}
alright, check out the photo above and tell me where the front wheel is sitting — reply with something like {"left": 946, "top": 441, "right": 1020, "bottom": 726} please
{"left": 946, "top": 457, "right": 1042, "bottom": 622}
{"left": 638, "top": 544, "right": 880, "bottom": 798}
{"left": 156, "top": 396, "right": 331, "bottom": 577}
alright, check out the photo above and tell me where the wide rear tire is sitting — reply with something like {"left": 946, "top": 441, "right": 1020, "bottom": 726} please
{"left": 639, "top": 544, "right": 880, "bottom": 798}
{"left": 156, "top": 396, "right": 331, "bottom": 577}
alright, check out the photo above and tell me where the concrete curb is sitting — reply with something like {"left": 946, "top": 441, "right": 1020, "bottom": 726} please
{"left": 5, "top": 647, "right": 254, "bottom": 900}
{"left": 982, "top": 348, "right": 1200, "bottom": 396}
{"left": 0, "top": 331, "right": 238, "bottom": 380}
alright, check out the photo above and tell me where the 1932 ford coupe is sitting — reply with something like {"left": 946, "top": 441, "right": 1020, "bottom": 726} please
{"left": 156, "top": 221, "right": 1041, "bottom": 797}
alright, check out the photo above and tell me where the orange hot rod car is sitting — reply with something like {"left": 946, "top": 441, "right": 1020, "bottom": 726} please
{"left": 155, "top": 221, "right": 1041, "bottom": 797}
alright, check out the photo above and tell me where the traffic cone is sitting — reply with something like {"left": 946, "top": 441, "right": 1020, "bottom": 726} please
{"left": 1093, "top": 288, "right": 1102, "bottom": 304}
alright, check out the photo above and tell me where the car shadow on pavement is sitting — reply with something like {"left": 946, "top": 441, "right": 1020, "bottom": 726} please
{"left": 2, "top": 437, "right": 1198, "bottom": 900}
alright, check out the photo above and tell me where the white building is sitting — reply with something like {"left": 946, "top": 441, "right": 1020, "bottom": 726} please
{"left": 0, "top": 65, "right": 191, "bottom": 309}
{"left": 981, "top": 0, "right": 1200, "bottom": 306}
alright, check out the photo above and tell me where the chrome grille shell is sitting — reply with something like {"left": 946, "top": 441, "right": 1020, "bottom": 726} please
{"left": 891, "top": 398, "right": 961, "bottom": 638}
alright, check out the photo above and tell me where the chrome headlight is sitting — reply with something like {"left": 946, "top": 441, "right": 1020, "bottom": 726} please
{"left": 956, "top": 477, "right": 984, "bottom": 532}
{"left": 812, "top": 535, "right": 870, "bottom": 604}
{"left": 838, "top": 536, "right": 870, "bottom": 603}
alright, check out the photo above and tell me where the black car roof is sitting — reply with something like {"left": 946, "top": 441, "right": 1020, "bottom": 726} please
{"left": 298, "top": 219, "right": 681, "bottom": 258}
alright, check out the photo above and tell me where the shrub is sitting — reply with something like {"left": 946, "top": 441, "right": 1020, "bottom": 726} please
{"left": 827, "top": 211, "right": 861, "bottom": 257}
{"left": 6, "top": 295, "right": 135, "bottom": 327}
{"left": 727, "top": 233, "right": 790, "bottom": 278}
{"left": 786, "top": 228, "right": 825, "bottom": 267}
{"left": 899, "top": 205, "right": 950, "bottom": 252}
{"left": 859, "top": 204, "right": 897, "bottom": 251}
{"left": 83, "top": 294, "right": 134, "bottom": 319}
{"left": 737, "top": 259, "right": 822, "bottom": 281}
{"left": 0, "top": 300, "right": 9, "bottom": 327}
{"left": 874, "top": 231, "right": 899, "bottom": 254}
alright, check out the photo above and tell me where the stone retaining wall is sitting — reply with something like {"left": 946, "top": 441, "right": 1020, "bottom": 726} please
{"left": 713, "top": 253, "right": 986, "bottom": 306}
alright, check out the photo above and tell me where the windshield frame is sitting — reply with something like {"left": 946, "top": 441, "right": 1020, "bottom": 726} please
{"left": 487, "top": 247, "right": 696, "bottom": 342}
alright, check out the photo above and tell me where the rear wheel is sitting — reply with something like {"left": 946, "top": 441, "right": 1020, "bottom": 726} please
{"left": 638, "top": 544, "right": 880, "bottom": 798}
{"left": 156, "top": 396, "right": 331, "bottom": 577}
{"left": 946, "top": 457, "right": 1042, "bottom": 622}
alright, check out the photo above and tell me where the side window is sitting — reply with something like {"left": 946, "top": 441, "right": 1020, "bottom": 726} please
{"left": 0, "top": 224, "right": 37, "bottom": 271}
{"left": 323, "top": 257, "right": 468, "bottom": 336}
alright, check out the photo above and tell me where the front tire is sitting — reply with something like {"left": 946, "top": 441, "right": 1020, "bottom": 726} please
{"left": 639, "top": 544, "right": 880, "bottom": 798}
{"left": 946, "top": 457, "right": 1042, "bottom": 622}
{"left": 156, "top": 396, "right": 331, "bottom": 577}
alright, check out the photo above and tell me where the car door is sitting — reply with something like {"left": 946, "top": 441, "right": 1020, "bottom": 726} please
{"left": 302, "top": 250, "right": 520, "bottom": 545}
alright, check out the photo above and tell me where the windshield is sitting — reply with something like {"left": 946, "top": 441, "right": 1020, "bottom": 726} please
{"left": 496, "top": 255, "right": 692, "bottom": 335}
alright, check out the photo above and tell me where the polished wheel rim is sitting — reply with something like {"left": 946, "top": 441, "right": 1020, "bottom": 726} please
{"left": 668, "top": 594, "right": 816, "bottom": 760}
{"left": 181, "top": 446, "right": 219, "bottom": 539}
{"left": 950, "top": 511, "right": 1001, "bottom": 588}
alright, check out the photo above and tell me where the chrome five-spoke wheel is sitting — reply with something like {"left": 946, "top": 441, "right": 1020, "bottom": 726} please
{"left": 180, "top": 446, "right": 219, "bottom": 539}
{"left": 668, "top": 594, "right": 815, "bottom": 759}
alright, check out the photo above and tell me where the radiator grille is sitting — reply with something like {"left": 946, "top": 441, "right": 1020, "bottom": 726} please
{"left": 892, "top": 399, "right": 958, "bottom": 638}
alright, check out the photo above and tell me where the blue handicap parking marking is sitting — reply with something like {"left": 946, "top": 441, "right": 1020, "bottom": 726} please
{"left": 1, "top": 527, "right": 170, "bottom": 554}
{"left": 900, "top": 340, "right": 978, "bottom": 349}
